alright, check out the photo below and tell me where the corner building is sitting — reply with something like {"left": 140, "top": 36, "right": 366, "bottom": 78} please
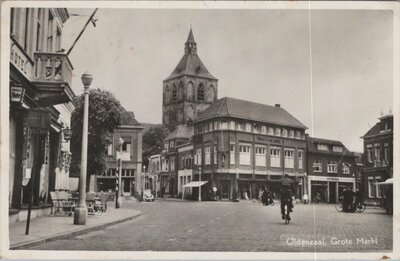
{"left": 192, "top": 97, "right": 308, "bottom": 200}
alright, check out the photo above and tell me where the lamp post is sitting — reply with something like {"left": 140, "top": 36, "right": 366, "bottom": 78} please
{"left": 116, "top": 137, "right": 124, "bottom": 208}
{"left": 142, "top": 165, "right": 146, "bottom": 202}
{"left": 74, "top": 73, "right": 93, "bottom": 225}
{"left": 198, "top": 166, "right": 202, "bottom": 201}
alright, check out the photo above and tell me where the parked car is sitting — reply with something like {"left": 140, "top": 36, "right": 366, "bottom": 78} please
{"left": 143, "top": 189, "right": 155, "bottom": 202}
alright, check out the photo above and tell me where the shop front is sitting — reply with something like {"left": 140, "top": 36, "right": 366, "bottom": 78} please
{"left": 308, "top": 176, "right": 355, "bottom": 203}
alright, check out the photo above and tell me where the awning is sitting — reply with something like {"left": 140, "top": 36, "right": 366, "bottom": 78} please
{"left": 376, "top": 178, "right": 393, "bottom": 185}
{"left": 182, "top": 181, "right": 208, "bottom": 188}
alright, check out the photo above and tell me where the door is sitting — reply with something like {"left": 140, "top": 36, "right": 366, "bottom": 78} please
{"left": 329, "top": 182, "right": 337, "bottom": 203}
{"left": 220, "top": 180, "right": 230, "bottom": 199}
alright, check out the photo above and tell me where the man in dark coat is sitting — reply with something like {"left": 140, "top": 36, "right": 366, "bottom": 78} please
{"left": 280, "top": 175, "right": 296, "bottom": 219}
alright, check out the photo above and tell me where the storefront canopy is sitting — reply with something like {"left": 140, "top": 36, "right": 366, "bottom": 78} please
{"left": 376, "top": 178, "right": 393, "bottom": 185}
{"left": 182, "top": 181, "right": 208, "bottom": 188}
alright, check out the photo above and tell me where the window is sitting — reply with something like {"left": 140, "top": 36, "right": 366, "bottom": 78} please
{"left": 327, "top": 161, "right": 337, "bottom": 173}
{"left": 270, "top": 147, "right": 281, "bottom": 167}
{"left": 313, "top": 160, "right": 322, "bottom": 172}
{"left": 122, "top": 141, "right": 131, "bottom": 153}
{"left": 23, "top": 8, "right": 29, "bottom": 51}
{"left": 205, "top": 146, "right": 211, "bottom": 165}
{"left": 267, "top": 127, "right": 273, "bottom": 135}
{"left": 333, "top": 146, "right": 343, "bottom": 153}
{"left": 261, "top": 126, "right": 267, "bottom": 134}
{"left": 284, "top": 149, "right": 294, "bottom": 168}
{"left": 282, "top": 129, "right": 288, "bottom": 137}
{"left": 317, "top": 144, "right": 329, "bottom": 151}
{"left": 195, "top": 148, "right": 202, "bottom": 165}
{"left": 246, "top": 123, "right": 252, "bottom": 132}
{"left": 289, "top": 130, "right": 294, "bottom": 139}
{"left": 239, "top": 144, "right": 251, "bottom": 165}
{"left": 204, "top": 123, "right": 209, "bottom": 133}
{"left": 253, "top": 125, "right": 259, "bottom": 134}
{"left": 172, "top": 86, "right": 177, "bottom": 101}
{"left": 198, "top": 85, "right": 204, "bottom": 101}
{"left": 213, "top": 145, "right": 217, "bottom": 165}
{"left": 275, "top": 128, "right": 281, "bottom": 136}
{"left": 374, "top": 144, "right": 381, "bottom": 162}
{"left": 230, "top": 144, "right": 235, "bottom": 165}
{"left": 367, "top": 146, "right": 373, "bottom": 163}
{"left": 171, "top": 157, "right": 175, "bottom": 171}
{"left": 107, "top": 144, "right": 113, "bottom": 156}
{"left": 47, "top": 11, "right": 54, "bottom": 52}
{"left": 179, "top": 82, "right": 184, "bottom": 100}
{"left": 209, "top": 122, "right": 213, "bottom": 131}
{"left": 237, "top": 123, "right": 244, "bottom": 132}
{"left": 375, "top": 180, "right": 382, "bottom": 198}
{"left": 384, "top": 143, "right": 389, "bottom": 165}
{"left": 342, "top": 163, "right": 350, "bottom": 174}
{"left": 214, "top": 121, "right": 219, "bottom": 130}
{"left": 368, "top": 179, "right": 375, "bottom": 198}
{"left": 229, "top": 121, "right": 235, "bottom": 130}
{"left": 255, "top": 146, "right": 266, "bottom": 166}
{"left": 36, "top": 8, "right": 42, "bottom": 51}
{"left": 55, "top": 27, "right": 61, "bottom": 51}
{"left": 220, "top": 121, "right": 228, "bottom": 130}
{"left": 295, "top": 131, "right": 301, "bottom": 139}
{"left": 298, "top": 150, "right": 303, "bottom": 169}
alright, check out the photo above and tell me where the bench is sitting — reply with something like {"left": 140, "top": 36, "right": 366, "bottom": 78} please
{"left": 50, "top": 191, "right": 75, "bottom": 216}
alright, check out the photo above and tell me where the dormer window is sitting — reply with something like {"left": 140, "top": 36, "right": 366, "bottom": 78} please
{"left": 333, "top": 146, "right": 343, "bottom": 153}
{"left": 317, "top": 144, "right": 329, "bottom": 151}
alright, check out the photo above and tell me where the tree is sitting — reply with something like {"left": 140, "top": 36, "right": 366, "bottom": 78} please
{"left": 142, "top": 126, "right": 170, "bottom": 168}
{"left": 70, "top": 88, "right": 123, "bottom": 191}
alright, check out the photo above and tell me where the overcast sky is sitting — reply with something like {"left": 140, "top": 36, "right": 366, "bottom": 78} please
{"left": 62, "top": 8, "right": 393, "bottom": 152}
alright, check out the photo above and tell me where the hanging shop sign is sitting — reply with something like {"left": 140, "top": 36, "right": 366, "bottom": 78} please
{"left": 26, "top": 108, "right": 51, "bottom": 130}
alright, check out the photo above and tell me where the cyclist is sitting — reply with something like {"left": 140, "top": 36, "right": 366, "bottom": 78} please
{"left": 280, "top": 174, "right": 296, "bottom": 220}
{"left": 354, "top": 188, "right": 363, "bottom": 210}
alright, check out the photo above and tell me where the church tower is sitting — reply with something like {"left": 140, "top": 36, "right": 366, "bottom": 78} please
{"left": 162, "top": 28, "right": 218, "bottom": 132}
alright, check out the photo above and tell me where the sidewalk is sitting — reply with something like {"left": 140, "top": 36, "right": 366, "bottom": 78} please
{"left": 9, "top": 206, "right": 141, "bottom": 250}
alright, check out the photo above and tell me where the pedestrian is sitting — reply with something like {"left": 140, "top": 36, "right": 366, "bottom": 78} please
{"left": 303, "top": 193, "right": 309, "bottom": 204}
{"left": 315, "top": 192, "right": 321, "bottom": 204}
{"left": 262, "top": 189, "right": 268, "bottom": 206}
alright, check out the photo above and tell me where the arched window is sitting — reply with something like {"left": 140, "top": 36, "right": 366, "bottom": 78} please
{"left": 198, "top": 84, "right": 204, "bottom": 101}
{"left": 179, "top": 82, "right": 184, "bottom": 100}
{"left": 207, "top": 86, "right": 215, "bottom": 102}
{"left": 172, "top": 85, "right": 177, "bottom": 102}
{"left": 187, "top": 82, "right": 194, "bottom": 100}
{"left": 164, "top": 85, "right": 169, "bottom": 103}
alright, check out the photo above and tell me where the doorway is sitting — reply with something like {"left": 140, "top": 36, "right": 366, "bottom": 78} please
{"left": 329, "top": 182, "right": 337, "bottom": 203}
{"left": 220, "top": 180, "right": 230, "bottom": 199}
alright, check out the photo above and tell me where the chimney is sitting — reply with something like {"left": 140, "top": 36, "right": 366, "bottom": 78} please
{"left": 275, "top": 104, "right": 280, "bottom": 108}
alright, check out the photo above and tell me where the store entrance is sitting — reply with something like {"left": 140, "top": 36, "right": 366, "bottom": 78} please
{"left": 329, "top": 182, "right": 337, "bottom": 203}
{"left": 220, "top": 180, "right": 230, "bottom": 199}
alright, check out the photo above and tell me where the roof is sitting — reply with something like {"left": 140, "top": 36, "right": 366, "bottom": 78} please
{"left": 164, "top": 29, "right": 217, "bottom": 81}
{"left": 196, "top": 97, "right": 307, "bottom": 129}
{"left": 362, "top": 115, "right": 393, "bottom": 138}
{"left": 165, "top": 124, "right": 194, "bottom": 140}
{"left": 306, "top": 136, "right": 354, "bottom": 156}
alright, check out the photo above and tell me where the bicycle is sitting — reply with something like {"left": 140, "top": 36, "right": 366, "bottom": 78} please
{"left": 354, "top": 201, "right": 366, "bottom": 213}
{"left": 335, "top": 197, "right": 344, "bottom": 212}
{"left": 282, "top": 200, "right": 291, "bottom": 224}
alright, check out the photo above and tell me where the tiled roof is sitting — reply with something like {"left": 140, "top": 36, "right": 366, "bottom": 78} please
{"left": 306, "top": 136, "right": 353, "bottom": 156}
{"left": 165, "top": 124, "right": 194, "bottom": 140}
{"left": 165, "top": 53, "right": 216, "bottom": 81}
{"left": 196, "top": 97, "right": 307, "bottom": 129}
{"left": 362, "top": 114, "right": 393, "bottom": 138}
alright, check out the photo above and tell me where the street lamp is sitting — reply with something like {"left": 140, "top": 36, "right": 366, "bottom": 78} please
{"left": 116, "top": 137, "right": 124, "bottom": 208}
{"left": 142, "top": 165, "right": 146, "bottom": 202}
{"left": 198, "top": 166, "right": 202, "bottom": 201}
{"left": 74, "top": 73, "right": 93, "bottom": 225}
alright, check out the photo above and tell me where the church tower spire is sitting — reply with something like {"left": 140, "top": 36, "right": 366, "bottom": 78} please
{"left": 184, "top": 27, "right": 197, "bottom": 55}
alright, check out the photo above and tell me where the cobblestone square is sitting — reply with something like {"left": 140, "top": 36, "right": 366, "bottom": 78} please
{"left": 29, "top": 200, "right": 392, "bottom": 252}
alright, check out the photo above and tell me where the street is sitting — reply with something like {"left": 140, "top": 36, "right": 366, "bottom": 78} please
{"left": 29, "top": 199, "right": 392, "bottom": 252}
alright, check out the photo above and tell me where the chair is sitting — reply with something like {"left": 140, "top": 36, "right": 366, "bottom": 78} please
{"left": 50, "top": 191, "right": 75, "bottom": 216}
{"left": 96, "top": 192, "right": 109, "bottom": 213}
{"left": 85, "top": 192, "right": 97, "bottom": 215}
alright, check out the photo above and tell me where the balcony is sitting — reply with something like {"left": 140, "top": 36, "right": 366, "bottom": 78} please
{"left": 32, "top": 52, "right": 74, "bottom": 106}
{"left": 9, "top": 36, "right": 75, "bottom": 107}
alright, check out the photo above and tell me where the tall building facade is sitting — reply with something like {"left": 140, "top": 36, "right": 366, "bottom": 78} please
{"left": 306, "top": 137, "right": 357, "bottom": 203}
{"left": 192, "top": 98, "right": 308, "bottom": 200}
{"left": 162, "top": 29, "right": 218, "bottom": 132}
{"left": 9, "top": 8, "right": 75, "bottom": 215}
{"left": 361, "top": 114, "right": 393, "bottom": 204}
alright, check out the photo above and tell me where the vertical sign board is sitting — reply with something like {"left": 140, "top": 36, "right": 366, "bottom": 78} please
{"left": 25, "top": 108, "right": 51, "bottom": 235}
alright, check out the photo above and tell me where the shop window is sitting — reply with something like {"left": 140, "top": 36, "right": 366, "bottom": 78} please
{"left": 270, "top": 147, "right": 281, "bottom": 167}
{"left": 313, "top": 160, "right": 322, "bottom": 172}
{"left": 375, "top": 180, "right": 382, "bottom": 198}
{"left": 368, "top": 179, "right": 375, "bottom": 198}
